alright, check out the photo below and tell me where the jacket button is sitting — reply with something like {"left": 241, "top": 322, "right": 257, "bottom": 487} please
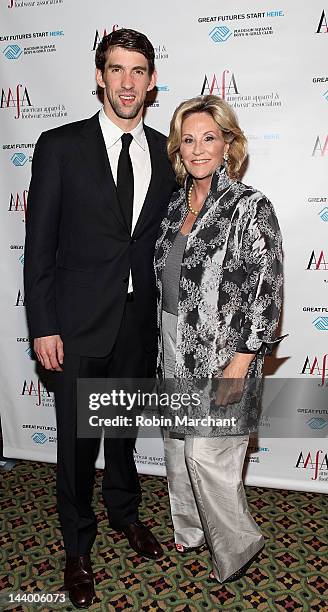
{"left": 130, "top": 238, "right": 137, "bottom": 244}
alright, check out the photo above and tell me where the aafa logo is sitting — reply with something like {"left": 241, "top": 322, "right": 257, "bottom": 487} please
{"left": 201, "top": 70, "right": 239, "bottom": 98}
{"left": 306, "top": 250, "right": 328, "bottom": 270}
{"left": 295, "top": 450, "right": 328, "bottom": 481}
{"left": 316, "top": 10, "right": 328, "bottom": 33}
{"left": 301, "top": 354, "right": 328, "bottom": 386}
{"left": 21, "top": 379, "right": 51, "bottom": 407}
{"left": 92, "top": 26, "right": 121, "bottom": 50}
{"left": 15, "top": 289, "right": 25, "bottom": 306}
{"left": 8, "top": 190, "right": 28, "bottom": 218}
{"left": 312, "top": 135, "right": 328, "bottom": 156}
{"left": 0, "top": 85, "right": 32, "bottom": 118}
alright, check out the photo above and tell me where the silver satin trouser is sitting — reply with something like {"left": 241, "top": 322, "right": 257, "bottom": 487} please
{"left": 162, "top": 310, "right": 264, "bottom": 583}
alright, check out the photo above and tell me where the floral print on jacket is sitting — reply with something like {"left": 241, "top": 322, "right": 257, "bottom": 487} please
{"left": 154, "top": 164, "right": 283, "bottom": 379}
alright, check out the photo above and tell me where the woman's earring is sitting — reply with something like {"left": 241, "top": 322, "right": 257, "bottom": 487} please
{"left": 223, "top": 152, "right": 229, "bottom": 162}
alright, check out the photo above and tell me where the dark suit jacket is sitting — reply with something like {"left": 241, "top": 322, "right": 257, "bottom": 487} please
{"left": 24, "top": 112, "right": 176, "bottom": 357}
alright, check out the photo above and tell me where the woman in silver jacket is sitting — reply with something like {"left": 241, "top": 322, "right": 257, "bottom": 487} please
{"left": 154, "top": 95, "right": 283, "bottom": 583}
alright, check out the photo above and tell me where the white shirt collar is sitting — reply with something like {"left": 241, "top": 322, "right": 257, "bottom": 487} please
{"left": 99, "top": 107, "right": 147, "bottom": 151}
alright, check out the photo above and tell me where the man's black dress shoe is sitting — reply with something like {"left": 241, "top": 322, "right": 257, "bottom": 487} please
{"left": 119, "top": 520, "right": 163, "bottom": 559}
{"left": 64, "top": 554, "right": 95, "bottom": 609}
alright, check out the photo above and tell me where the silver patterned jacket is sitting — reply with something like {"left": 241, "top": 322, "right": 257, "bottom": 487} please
{"left": 154, "top": 163, "right": 283, "bottom": 380}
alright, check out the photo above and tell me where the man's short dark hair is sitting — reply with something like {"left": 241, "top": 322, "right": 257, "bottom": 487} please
{"left": 95, "top": 28, "right": 155, "bottom": 76}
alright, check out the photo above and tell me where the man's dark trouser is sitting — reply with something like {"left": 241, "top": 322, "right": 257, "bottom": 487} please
{"left": 52, "top": 298, "right": 156, "bottom": 555}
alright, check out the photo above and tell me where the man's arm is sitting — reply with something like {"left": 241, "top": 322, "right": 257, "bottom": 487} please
{"left": 34, "top": 335, "right": 64, "bottom": 371}
{"left": 24, "top": 132, "right": 64, "bottom": 370}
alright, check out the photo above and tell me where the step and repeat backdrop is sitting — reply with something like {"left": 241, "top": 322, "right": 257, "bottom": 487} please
{"left": 1, "top": 1, "right": 327, "bottom": 492}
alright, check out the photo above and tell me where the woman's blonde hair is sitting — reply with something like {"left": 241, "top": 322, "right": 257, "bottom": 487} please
{"left": 167, "top": 95, "right": 247, "bottom": 185}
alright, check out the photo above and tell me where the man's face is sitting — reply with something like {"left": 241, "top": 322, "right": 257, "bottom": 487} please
{"left": 96, "top": 46, "right": 156, "bottom": 124}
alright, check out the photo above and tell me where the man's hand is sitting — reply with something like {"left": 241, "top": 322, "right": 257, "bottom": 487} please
{"left": 34, "top": 335, "right": 64, "bottom": 371}
{"left": 215, "top": 352, "right": 255, "bottom": 406}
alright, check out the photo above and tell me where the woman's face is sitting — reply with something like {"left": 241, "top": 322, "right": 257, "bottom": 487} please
{"left": 179, "top": 112, "right": 229, "bottom": 181}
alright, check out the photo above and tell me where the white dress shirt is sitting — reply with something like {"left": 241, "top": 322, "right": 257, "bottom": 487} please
{"left": 98, "top": 107, "right": 151, "bottom": 292}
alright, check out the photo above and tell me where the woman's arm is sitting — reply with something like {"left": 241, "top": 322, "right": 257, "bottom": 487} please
{"left": 217, "top": 193, "right": 283, "bottom": 405}
{"left": 235, "top": 194, "right": 284, "bottom": 355}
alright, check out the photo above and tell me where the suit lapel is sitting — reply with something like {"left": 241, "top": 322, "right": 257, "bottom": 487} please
{"left": 78, "top": 112, "right": 128, "bottom": 231}
{"left": 132, "top": 126, "right": 164, "bottom": 237}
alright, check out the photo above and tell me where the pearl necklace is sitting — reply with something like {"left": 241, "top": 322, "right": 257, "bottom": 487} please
{"left": 187, "top": 184, "right": 199, "bottom": 216}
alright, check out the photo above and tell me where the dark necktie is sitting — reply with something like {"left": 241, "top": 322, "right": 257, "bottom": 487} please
{"left": 117, "top": 133, "right": 134, "bottom": 232}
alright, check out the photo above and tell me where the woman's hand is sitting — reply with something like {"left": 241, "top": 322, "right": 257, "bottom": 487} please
{"left": 215, "top": 352, "right": 255, "bottom": 406}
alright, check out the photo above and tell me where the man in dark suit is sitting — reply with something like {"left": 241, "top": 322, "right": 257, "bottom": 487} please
{"left": 24, "top": 29, "right": 176, "bottom": 608}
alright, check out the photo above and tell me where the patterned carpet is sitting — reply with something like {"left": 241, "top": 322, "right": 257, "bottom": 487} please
{"left": 0, "top": 461, "right": 327, "bottom": 612}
